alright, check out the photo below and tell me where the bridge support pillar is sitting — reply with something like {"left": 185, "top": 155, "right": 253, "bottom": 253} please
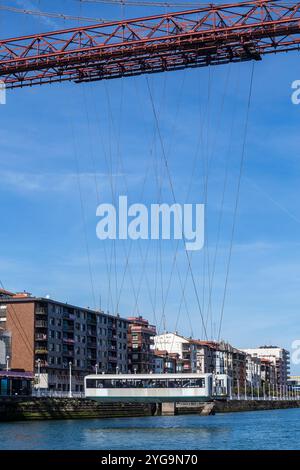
{"left": 161, "top": 402, "right": 176, "bottom": 416}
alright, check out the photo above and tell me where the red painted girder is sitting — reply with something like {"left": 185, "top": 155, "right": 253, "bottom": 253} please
{"left": 0, "top": 0, "right": 300, "bottom": 88}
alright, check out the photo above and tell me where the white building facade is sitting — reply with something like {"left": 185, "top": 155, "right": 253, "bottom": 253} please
{"left": 242, "top": 347, "right": 290, "bottom": 386}
{"left": 154, "top": 333, "right": 197, "bottom": 373}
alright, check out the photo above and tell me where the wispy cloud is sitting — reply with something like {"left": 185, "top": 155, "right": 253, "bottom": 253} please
{"left": 0, "top": 170, "right": 111, "bottom": 193}
{"left": 16, "top": 0, "right": 59, "bottom": 29}
{"left": 0, "top": 169, "right": 145, "bottom": 194}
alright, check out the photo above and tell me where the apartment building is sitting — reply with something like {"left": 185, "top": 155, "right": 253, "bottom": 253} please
{"left": 154, "top": 333, "right": 198, "bottom": 372}
{"left": 260, "top": 358, "right": 276, "bottom": 389}
{"left": 154, "top": 350, "right": 183, "bottom": 373}
{"left": 0, "top": 329, "right": 11, "bottom": 370}
{"left": 242, "top": 346, "right": 290, "bottom": 386}
{"left": 193, "top": 340, "right": 216, "bottom": 374}
{"left": 245, "top": 354, "right": 261, "bottom": 390}
{"left": 206, "top": 341, "right": 246, "bottom": 390}
{"left": 232, "top": 348, "right": 247, "bottom": 391}
{"left": 0, "top": 292, "right": 129, "bottom": 392}
{"left": 127, "top": 316, "right": 156, "bottom": 373}
{"left": 287, "top": 376, "right": 300, "bottom": 393}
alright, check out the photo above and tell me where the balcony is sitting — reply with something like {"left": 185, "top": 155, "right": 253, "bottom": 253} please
{"left": 35, "top": 348, "right": 48, "bottom": 355}
{"left": 36, "top": 308, "right": 47, "bottom": 316}
{"left": 36, "top": 320, "right": 48, "bottom": 328}
{"left": 35, "top": 360, "right": 48, "bottom": 367}
{"left": 108, "top": 356, "right": 118, "bottom": 362}
{"left": 182, "top": 355, "right": 191, "bottom": 361}
{"left": 63, "top": 338, "right": 75, "bottom": 345}
{"left": 35, "top": 333, "right": 47, "bottom": 341}
{"left": 87, "top": 330, "right": 97, "bottom": 337}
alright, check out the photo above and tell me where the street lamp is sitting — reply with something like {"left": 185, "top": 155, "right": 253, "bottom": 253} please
{"left": 95, "top": 363, "right": 98, "bottom": 375}
{"left": 37, "top": 359, "right": 41, "bottom": 397}
{"left": 69, "top": 362, "right": 72, "bottom": 398}
{"left": 6, "top": 355, "right": 10, "bottom": 372}
{"left": 116, "top": 366, "right": 119, "bottom": 375}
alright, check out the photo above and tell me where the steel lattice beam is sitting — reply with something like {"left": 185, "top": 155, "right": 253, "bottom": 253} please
{"left": 1, "top": 0, "right": 300, "bottom": 88}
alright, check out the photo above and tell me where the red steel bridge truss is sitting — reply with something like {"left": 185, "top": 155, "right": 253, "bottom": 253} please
{"left": 0, "top": 0, "right": 300, "bottom": 89}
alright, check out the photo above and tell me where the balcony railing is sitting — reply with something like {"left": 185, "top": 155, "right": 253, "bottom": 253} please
{"left": 34, "top": 360, "right": 48, "bottom": 367}
{"left": 36, "top": 321, "right": 48, "bottom": 328}
{"left": 35, "top": 309, "right": 47, "bottom": 316}
{"left": 63, "top": 338, "right": 75, "bottom": 345}
{"left": 35, "top": 348, "right": 48, "bottom": 355}
{"left": 87, "top": 330, "right": 97, "bottom": 337}
{"left": 35, "top": 334, "right": 47, "bottom": 341}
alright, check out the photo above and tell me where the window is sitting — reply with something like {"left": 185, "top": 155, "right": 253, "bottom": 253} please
{"left": 86, "top": 377, "right": 205, "bottom": 389}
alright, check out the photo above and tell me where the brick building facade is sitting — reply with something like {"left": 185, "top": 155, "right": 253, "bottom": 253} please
{"left": 0, "top": 292, "right": 129, "bottom": 392}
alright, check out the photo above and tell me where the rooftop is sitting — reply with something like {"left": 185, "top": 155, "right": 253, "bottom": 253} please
{"left": 0, "top": 292, "right": 129, "bottom": 322}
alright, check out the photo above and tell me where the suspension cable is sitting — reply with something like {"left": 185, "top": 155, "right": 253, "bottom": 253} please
{"left": 217, "top": 61, "right": 255, "bottom": 341}
{"left": 77, "top": 0, "right": 209, "bottom": 7}
{"left": 0, "top": 4, "right": 106, "bottom": 23}
{"left": 146, "top": 76, "right": 208, "bottom": 340}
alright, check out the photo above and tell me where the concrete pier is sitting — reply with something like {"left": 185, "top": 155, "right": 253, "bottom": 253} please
{"left": 0, "top": 397, "right": 299, "bottom": 422}
{"left": 161, "top": 402, "right": 176, "bottom": 416}
{"left": 0, "top": 397, "right": 156, "bottom": 421}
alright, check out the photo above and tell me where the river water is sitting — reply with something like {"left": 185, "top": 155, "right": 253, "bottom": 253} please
{"left": 0, "top": 408, "right": 298, "bottom": 450}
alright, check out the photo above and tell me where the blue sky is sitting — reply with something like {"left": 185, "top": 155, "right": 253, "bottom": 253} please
{"left": 1, "top": 1, "right": 300, "bottom": 372}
